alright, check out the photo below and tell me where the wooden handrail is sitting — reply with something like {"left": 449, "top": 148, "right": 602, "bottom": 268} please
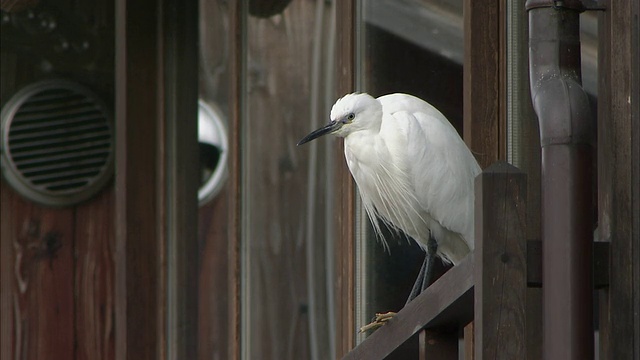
{"left": 342, "top": 254, "right": 474, "bottom": 360}
{"left": 342, "top": 161, "right": 535, "bottom": 360}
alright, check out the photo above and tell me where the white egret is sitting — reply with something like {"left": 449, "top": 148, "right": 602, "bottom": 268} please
{"left": 298, "top": 93, "right": 480, "bottom": 323}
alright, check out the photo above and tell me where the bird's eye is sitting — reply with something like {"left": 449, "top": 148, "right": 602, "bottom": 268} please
{"left": 341, "top": 113, "right": 355, "bottom": 125}
{"left": 342, "top": 113, "right": 355, "bottom": 124}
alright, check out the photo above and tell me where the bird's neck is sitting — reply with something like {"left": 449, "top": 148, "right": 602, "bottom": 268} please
{"left": 343, "top": 129, "right": 383, "bottom": 165}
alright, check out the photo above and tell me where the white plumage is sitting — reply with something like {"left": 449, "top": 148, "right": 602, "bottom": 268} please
{"left": 299, "top": 92, "right": 480, "bottom": 267}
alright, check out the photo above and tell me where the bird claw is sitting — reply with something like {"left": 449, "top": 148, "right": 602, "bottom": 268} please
{"left": 358, "top": 311, "right": 397, "bottom": 333}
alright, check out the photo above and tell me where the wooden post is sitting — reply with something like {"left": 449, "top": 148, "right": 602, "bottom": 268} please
{"left": 463, "top": 0, "right": 506, "bottom": 168}
{"left": 335, "top": 0, "right": 357, "bottom": 357}
{"left": 162, "top": 0, "right": 199, "bottom": 357}
{"left": 597, "top": 1, "right": 640, "bottom": 358}
{"left": 115, "top": 0, "right": 200, "bottom": 357}
{"left": 227, "top": 1, "right": 245, "bottom": 360}
{"left": 474, "top": 162, "right": 527, "bottom": 359}
{"left": 418, "top": 329, "right": 458, "bottom": 360}
{"left": 114, "top": 0, "right": 163, "bottom": 357}
{"left": 463, "top": 323, "right": 474, "bottom": 360}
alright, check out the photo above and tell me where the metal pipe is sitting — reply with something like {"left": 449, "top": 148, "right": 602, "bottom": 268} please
{"left": 526, "top": 2, "right": 595, "bottom": 359}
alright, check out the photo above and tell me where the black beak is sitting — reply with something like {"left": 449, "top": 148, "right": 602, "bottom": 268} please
{"left": 297, "top": 121, "right": 340, "bottom": 146}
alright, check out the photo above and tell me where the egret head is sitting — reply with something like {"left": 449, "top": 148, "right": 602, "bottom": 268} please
{"left": 297, "top": 93, "right": 382, "bottom": 146}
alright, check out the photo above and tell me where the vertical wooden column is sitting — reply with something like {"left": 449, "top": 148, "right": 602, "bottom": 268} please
{"left": 227, "top": 1, "right": 245, "bottom": 359}
{"left": 463, "top": 1, "right": 506, "bottom": 358}
{"left": 597, "top": 0, "right": 640, "bottom": 358}
{"left": 162, "top": 0, "right": 199, "bottom": 358}
{"left": 115, "top": 0, "right": 199, "bottom": 357}
{"left": 335, "top": 0, "right": 357, "bottom": 357}
{"left": 463, "top": 0, "right": 506, "bottom": 168}
{"left": 474, "top": 162, "right": 527, "bottom": 359}
{"left": 114, "top": 0, "right": 162, "bottom": 358}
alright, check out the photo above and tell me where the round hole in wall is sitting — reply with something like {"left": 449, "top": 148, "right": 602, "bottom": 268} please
{"left": 198, "top": 100, "right": 228, "bottom": 206}
{"left": 1, "top": 79, "right": 114, "bottom": 207}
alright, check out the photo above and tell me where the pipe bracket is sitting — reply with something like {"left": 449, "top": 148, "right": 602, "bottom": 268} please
{"left": 525, "top": 0, "right": 606, "bottom": 11}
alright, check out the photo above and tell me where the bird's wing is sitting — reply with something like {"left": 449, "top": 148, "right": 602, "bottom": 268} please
{"left": 379, "top": 94, "right": 480, "bottom": 244}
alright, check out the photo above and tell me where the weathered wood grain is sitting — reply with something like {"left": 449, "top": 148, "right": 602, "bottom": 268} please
{"left": 197, "top": 194, "right": 230, "bottom": 360}
{"left": 75, "top": 189, "right": 116, "bottom": 360}
{"left": 336, "top": 0, "right": 357, "bottom": 358}
{"left": 474, "top": 162, "right": 527, "bottom": 360}
{"left": 1, "top": 183, "right": 75, "bottom": 360}
{"left": 227, "top": 1, "right": 245, "bottom": 359}
{"left": 463, "top": 0, "right": 506, "bottom": 168}
{"left": 598, "top": 1, "right": 640, "bottom": 358}
{"left": 197, "top": 1, "right": 234, "bottom": 359}
{"left": 1, "top": 3, "right": 116, "bottom": 356}
{"left": 242, "top": 1, "right": 339, "bottom": 359}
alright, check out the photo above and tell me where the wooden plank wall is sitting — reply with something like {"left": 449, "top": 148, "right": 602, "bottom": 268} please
{"left": 0, "top": 2, "right": 116, "bottom": 359}
{"left": 197, "top": 1, "right": 235, "bottom": 360}
{"left": 240, "top": 1, "right": 339, "bottom": 359}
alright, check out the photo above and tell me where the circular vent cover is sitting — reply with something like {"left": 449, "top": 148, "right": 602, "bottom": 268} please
{"left": 1, "top": 80, "right": 114, "bottom": 207}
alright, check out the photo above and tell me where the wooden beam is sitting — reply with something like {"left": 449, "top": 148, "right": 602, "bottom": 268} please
{"left": 335, "top": 0, "right": 357, "bottom": 357}
{"left": 474, "top": 162, "right": 527, "bottom": 360}
{"left": 161, "top": 0, "right": 199, "bottom": 357}
{"left": 598, "top": 0, "right": 640, "bottom": 358}
{"left": 342, "top": 254, "right": 474, "bottom": 360}
{"left": 227, "top": 1, "right": 245, "bottom": 359}
{"left": 462, "top": 2, "right": 510, "bottom": 359}
{"left": 463, "top": 0, "right": 506, "bottom": 168}
{"left": 114, "top": 0, "right": 162, "bottom": 358}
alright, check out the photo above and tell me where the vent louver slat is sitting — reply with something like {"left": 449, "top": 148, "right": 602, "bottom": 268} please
{"left": 10, "top": 115, "right": 107, "bottom": 132}
{"left": 18, "top": 157, "right": 108, "bottom": 176}
{"left": 8, "top": 124, "right": 110, "bottom": 142}
{"left": 13, "top": 147, "right": 110, "bottom": 167}
{"left": 1, "top": 80, "right": 114, "bottom": 206}
{"left": 10, "top": 140, "right": 112, "bottom": 160}
{"left": 17, "top": 98, "right": 94, "bottom": 113}
{"left": 7, "top": 133, "right": 111, "bottom": 151}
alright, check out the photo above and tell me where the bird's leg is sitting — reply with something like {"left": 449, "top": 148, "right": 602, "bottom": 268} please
{"left": 405, "top": 235, "right": 438, "bottom": 305}
{"left": 360, "top": 236, "right": 439, "bottom": 333}
{"left": 405, "top": 252, "right": 429, "bottom": 305}
{"left": 422, "top": 235, "right": 438, "bottom": 291}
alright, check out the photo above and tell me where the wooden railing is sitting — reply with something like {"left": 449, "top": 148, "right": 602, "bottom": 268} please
{"left": 343, "top": 162, "right": 531, "bottom": 359}
{"left": 343, "top": 161, "right": 611, "bottom": 359}
{"left": 343, "top": 255, "right": 473, "bottom": 360}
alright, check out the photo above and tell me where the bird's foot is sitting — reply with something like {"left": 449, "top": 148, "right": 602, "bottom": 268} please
{"left": 358, "top": 311, "right": 397, "bottom": 333}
